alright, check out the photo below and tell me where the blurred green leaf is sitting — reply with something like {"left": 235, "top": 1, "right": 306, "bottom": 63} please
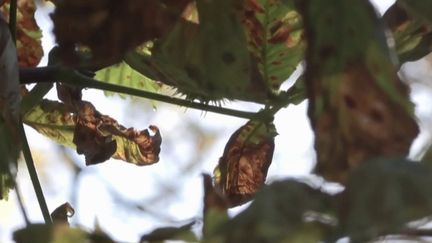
{"left": 95, "top": 61, "right": 160, "bottom": 99}
{"left": 23, "top": 99, "right": 161, "bottom": 166}
{"left": 0, "top": 16, "right": 21, "bottom": 200}
{"left": 341, "top": 158, "right": 432, "bottom": 242}
{"left": 205, "top": 180, "right": 336, "bottom": 243}
{"left": 398, "top": 0, "right": 432, "bottom": 26}
{"left": 140, "top": 222, "right": 197, "bottom": 243}
{"left": 13, "top": 224, "right": 88, "bottom": 243}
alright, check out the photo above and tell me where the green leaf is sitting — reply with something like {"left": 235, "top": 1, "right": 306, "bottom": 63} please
{"left": 23, "top": 99, "right": 161, "bottom": 166}
{"left": 384, "top": 3, "right": 432, "bottom": 63}
{"left": 300, "top": 0, "right": 419, "bottom": 182}
{"left": 206, "top": 180, "right": 335, "bottom": 243}
{"left": 242, "top": 0, "right": 304, "bottom": 92}
{"left": 0, "top": 17, "right": 21, "bottom": 200}
{"left": 140, "top": 222, "right": 198, "bottom": 243}
{"left": 342, "top": 158, "right": 432, "bottom": 242}
{"left": 95, "top": 61, "right": 160, "bottom": 99}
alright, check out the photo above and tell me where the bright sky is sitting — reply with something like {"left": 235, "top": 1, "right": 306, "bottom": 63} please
{"left": 7, "top": 1, "right": 432, "bottom": 243}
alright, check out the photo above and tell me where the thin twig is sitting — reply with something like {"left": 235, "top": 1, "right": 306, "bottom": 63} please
{"left": 19, "top": 66, "right": 272, "bottom": 121}
{"left": 14, "top": 182, "right": 30, "bottom": 225}
{"left": 19, "top": 121, "right": 52, "bottom": 224}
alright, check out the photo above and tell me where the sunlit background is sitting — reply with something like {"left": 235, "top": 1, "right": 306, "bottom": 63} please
{"left": 2, "top": 0, "right": 432, "bottom": 242}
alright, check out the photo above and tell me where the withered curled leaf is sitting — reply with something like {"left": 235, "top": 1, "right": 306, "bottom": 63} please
{"left": 51, "top": 202, "right": 75, "bottom": 225}
{"left": 214, "top": 120, "right": 276, "bottom": 207}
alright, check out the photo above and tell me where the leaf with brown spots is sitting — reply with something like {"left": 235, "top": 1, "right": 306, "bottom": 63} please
{"left": 300, "top": 0, "right": 419, "bottom": 183}
{"left": 384, "top": 2, "right": 432, "bottom": 63}
{"left": 51, "top": 0, "right": 191, "bottom": 67}
{"left": 214, "top": 120, "right": 276, "bottom": 207}
{"left": 0, "top": 0, "right": 43, "bottom": 67}
{"left": 241, "top": 0, "right": 304, "bottom": 92}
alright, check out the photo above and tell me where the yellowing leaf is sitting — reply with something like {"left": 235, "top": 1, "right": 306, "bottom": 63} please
{"left": 23, "top": 99, "right": 161, "bottom": 166}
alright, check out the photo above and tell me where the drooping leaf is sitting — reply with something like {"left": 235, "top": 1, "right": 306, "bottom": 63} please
{"left": 139, "top": 222, "right": 197, "bottom": 243}
{"left": 0, "top": 16, "right": 21, "bottom": 200}
{"left": 214, "top": 120, "right": 276, "bottom": 207}
{"left": 0, "top": 0, "right": 43, "bottom": 67}
{"left": 94, "top": 61, "right": 160, "bottom": 99}
{"left": 384, "top": 3, "right": 432, "bottom": 63}
{"left": 241, "top": 0, "right": 304, "bottom": 92}
{"left": 205, "top": 180, "right": 336, "bottom": 243}
{"left": 51, "top": 202, "right": 75, "bottom": 225}
{"left": 340, "top": 158, "right": 432, "bottom": 242}
{"left": 23, "top": 99, "right": 162, "bottom": 166}
{"left": 300, "top": 0, "right": 419, "bottom": 183}
{"left": 51, "top": 0, "right": 191, "bottom": 66}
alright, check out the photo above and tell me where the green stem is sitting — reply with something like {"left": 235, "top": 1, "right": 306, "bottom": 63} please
{"left": 19, "top": 121, "right": 52, "bottom": 224}
{"left": 8, "top": 0, "right": 17, "bottom": 42}
{"left": 14, "top": 183, "right": 30, "bottom": 225}
{"left": 20, "top": 67, "right": 271, "bottom": 121}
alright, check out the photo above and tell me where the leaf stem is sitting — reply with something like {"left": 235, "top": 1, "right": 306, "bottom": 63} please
{"left": 8, "top": 0, "right": 17, "bottom": 42}
{"left": 19, "top": 67, "right": 272, "bottom": 121}
{"left": 14, "top": 182, "right": 30, "bottom": 225}
{"left": 18, "top": 121, "right": 52, "bottom": 224}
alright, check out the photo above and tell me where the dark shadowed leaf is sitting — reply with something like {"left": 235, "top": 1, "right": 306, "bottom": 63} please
{"left": 140, "top": 222, "right": 197, "bottom": 243}
{"left": 300, "top": 0, "right": 419, "bottom": 183}
{"left": 51, "top": 0, "right": 190, "bottom": 66}
{"left": 94, "top": 61, "right": 160, "bottom": 99}
{"left": 23, "top": 99, "right": 161, "bottom": 166}
{"left": 384, "top": 3, "right": 432, "bottom": 63}
{"left": 214, "top": 120, "right": 276, "bottom": 207}
{"left": 398, "top": 0, "right": 432, "bottom": 26}
{"left": 241, "top": 0, "right": 304, "bottom": 92}
{"left": 341, "top": 158, "right": 432, "bottom": 242}
{"left": 145, "top": 0, "right": 270, "bottom": 103}
{"left": 51, "top": 202, "right": 75, "bottom": 225}
{"left": 13, "top": 224, "right": 115, "bottom": 243}
{"left": 205, "top": 180, "right": 336, "bottom": 243}
{"left": 0, "top": 16, "right": 20, "bottom": 200}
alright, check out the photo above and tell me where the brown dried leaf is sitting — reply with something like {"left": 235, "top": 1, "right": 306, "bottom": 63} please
{"left": 0, "top": 0, "right": 43, "bottom": 67}
{"left": 214, "top": 120, "right": 276, "bottom": 207}
{"left": 51, "top": 0, "right": 191, "bottom": 66}
{"left": 51, "top": 202, "right": 75, "bottom": 225}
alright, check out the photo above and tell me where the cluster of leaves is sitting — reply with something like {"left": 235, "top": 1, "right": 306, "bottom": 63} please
{"left": 2, "top": 0, "right": 432, "bottom": 242}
